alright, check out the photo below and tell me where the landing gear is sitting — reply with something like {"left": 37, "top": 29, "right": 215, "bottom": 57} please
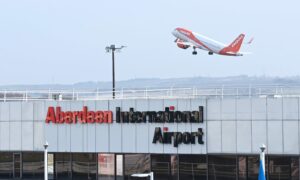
{"left": 192, "top": 46, "right": 197, "bottom": 55}
{"left": 208, "top": 52, "right": 213, "bottom": 55}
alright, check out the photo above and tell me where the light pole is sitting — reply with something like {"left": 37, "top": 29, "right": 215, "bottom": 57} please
{"left": 105, "top": 45, "right": 126, "bottom": 99}
{"left": 44, "top": 141, "right": 48, "bottom": 180}
{"left": 260, "top": 144, "right": 266, "bottom": 170}
{"left": 259, "top": 144, "right": 266, "bottom": 180}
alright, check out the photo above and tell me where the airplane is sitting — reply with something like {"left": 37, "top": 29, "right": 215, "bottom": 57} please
{"left": 172, "top": 27, "right": 252, "bottom": 56}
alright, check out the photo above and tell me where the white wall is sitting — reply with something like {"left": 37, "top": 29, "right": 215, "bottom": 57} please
{"left": 0, "top": 97, "right": 299, "bottom": 155}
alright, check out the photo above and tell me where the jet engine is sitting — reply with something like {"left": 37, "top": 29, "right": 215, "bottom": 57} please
{"left": 177, "top": 42, "right": 190, "bottom": 49}
{"left": 175, "top": 39, "right": 190, "bottom": 49}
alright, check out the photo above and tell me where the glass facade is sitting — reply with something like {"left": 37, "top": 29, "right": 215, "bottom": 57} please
{"left": 72, "top": 153, "right": 97, "bottom": 180}
{"left": 208, "top": 155, "right": 237, "bottom": 180}
{"left": 22, "top": 153, "right": 44, "bottom": 179}
{"left": 247, "top": 156, "right": 259, "bottom": 180}
{"left": 179, "top": 155, "right": 207, "bottom": 180}
{"left": 55, "top": 153, "right": 72, "bottom": 180}
{"left": 14, "top": 153, "right": 21, "bottom": 179}
{"left": 98, "top": 154, "right": 115, "bottom": 180}
{"left": 124, "top": 154, "right": 150, "bottom": 180}
{"left": 48, "top": 154, "right": 54, "bottom": 180}
{"left": 0, "top": 153, "right": 13, "bottom": 179}
{"left": 291, "top": 157, "right": 299, "bottom": 180}
{"left": 116, "top": 155, "right": 123, "bottom": 180}
{"left": 1, "top": 152, "right": 300, "bottom": 180}
{"left": 238, "top": 156, "right": 247, "bottom": 180}
{"left": 151, "top": 155, "right": 173, "bottom": 180}
{"left": 268, "top": 156, "right": 291, "bottom": 180}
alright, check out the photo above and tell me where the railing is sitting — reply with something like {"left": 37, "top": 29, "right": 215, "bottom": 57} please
{"left": 1, "top": 86, "right": 300, "bottom": 101}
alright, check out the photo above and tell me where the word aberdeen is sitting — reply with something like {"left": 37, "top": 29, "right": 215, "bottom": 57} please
{"left": 116, "top": 106, "right": 203, "bottom": 123}
{"left": 46, "top": 106, "right": 113, "bottom": 124}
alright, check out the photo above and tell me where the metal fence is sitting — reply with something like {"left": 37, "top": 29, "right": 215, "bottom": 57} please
{"left": 1, "top": 86, "right": 300, "bottom": 101}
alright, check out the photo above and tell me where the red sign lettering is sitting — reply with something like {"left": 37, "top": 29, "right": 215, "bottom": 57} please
{"left": 45, "top": 106, "right": 113, "bottom": 124}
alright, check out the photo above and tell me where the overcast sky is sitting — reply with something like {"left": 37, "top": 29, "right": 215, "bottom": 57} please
{"left": 0, "top": 0, "right": 299, "bottom": 85}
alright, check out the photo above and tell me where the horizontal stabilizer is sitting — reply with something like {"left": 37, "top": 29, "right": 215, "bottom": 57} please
{"left": 247, "top": 37, "right": 254, "bottom": 44}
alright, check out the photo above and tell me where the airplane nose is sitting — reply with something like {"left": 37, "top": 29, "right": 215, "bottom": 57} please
{"left": 172, "top": 29, "right": 178, "bottom": 36}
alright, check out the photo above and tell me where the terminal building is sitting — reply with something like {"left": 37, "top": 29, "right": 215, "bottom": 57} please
{"left": 0, "top": 87, "right": 300, "bottom": 180}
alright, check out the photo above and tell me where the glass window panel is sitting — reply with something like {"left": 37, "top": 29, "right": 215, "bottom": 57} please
{"left": 48, "top": 154, "right": 54, "bottom": 179}
{"left": 179, "top": 155, "right": 207, "bottom": 180}
{"left": 0, "top": 153, "right": 13, "bottom": 179}
{"left": 72, "top": 153, "right": 97, "bottom": 180}
{"left": 98, "top": 154, "right": 115, "bottom": 180}
{"left": 238, "top": 156, "right": 247, "bottom": 180}
{"left": 170, "top": 155, "right": 178, "bottom": 180}
{"left": 247, "top": 156, "right": 259, "bottom": 180}
{"left": 268, "top": 156, "right": 290, "bottom": 180}
{"left": 151, "top": 155, "right": 172, "bottom": 180}
{"left": 55, "top": 153, "right": 72, "bottom": 180}
{"left": 124, "top": 154, "right": 150, "bottom": 180}
{"left": 116, "top": 155, "right": 124, "bottom": 180}
{"left": 291, "top": 157, "right": 299, "bottom": 180}
{"left": 22, "top": 153, "right": 44, "bottom": 179}
{"left": 13, "top": 153, "right": 21, "bottom": 178}
{"left": 208, "top": 155, "right": 237, "bottom": 180}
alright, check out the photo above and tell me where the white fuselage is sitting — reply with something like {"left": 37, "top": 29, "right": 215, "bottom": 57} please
{"left": 172, "top": 29, "right": 226, "bottom": 54}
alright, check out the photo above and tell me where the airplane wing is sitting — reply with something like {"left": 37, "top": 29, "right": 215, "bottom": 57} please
{"left": 225, "top": 51, "right": 252, "bottom": 56}
{"left": 174, "top": 38, "right": 201, "bottom": 50}
{"left": 176, "top": 41, "right": 194, "bottom": 46}
{"left": 175, "top": 38, "right": 195, "bottom": 46}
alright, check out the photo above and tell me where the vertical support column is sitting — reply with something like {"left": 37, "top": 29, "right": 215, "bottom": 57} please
{"left": 112, "top": 50, "right": 115, "bottom": 99}
{"left": 44, "top": 142, "right": 48, "bottom": 180}
{"left": 259, "top": 144, "right": 266, "bottom": 180}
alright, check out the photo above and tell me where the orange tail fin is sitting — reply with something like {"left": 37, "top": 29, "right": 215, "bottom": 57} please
{"left": 227, "top": 34, "right": 245, "bottom": 53}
